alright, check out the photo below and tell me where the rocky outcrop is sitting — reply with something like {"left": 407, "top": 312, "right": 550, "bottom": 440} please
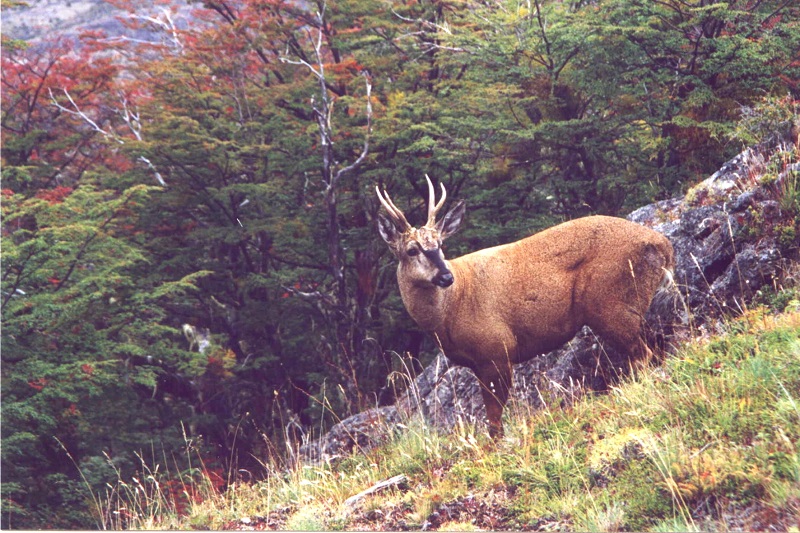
{"left": 301, "top": 138, "right": 799, "bottom": 462}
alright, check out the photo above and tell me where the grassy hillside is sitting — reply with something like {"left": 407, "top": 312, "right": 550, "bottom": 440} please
{"left": 95, "top": 300, "right": 800, "bottom": 531}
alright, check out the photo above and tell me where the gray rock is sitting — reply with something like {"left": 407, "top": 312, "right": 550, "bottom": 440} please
{"left": 300, "top": 406, "right": 401, "bottom": 463}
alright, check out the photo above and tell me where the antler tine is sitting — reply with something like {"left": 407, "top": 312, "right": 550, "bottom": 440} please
{"left": 425, "top": 174, "right": 447, "bottom": 228}
{"left": 375, "top": 185, "right": 412, "bottom": 231}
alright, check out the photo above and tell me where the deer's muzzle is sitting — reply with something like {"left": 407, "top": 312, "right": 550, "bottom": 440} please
{"left": 424, "top": 249, "right": 454, "bottom": 288}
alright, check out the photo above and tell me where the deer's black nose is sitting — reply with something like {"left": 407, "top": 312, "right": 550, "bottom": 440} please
{"left": 433, "top": 272, "right": 454, "bottom": 288}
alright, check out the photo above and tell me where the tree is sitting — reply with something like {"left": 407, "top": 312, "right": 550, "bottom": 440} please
{"left": 400, "top": 0, "right": 800, "bottom": 216}
{"left": 1, "top": 12, "right": 216, "bottom": 529}
{"left": 598, "top": 0, "right": 798, "bottom": 184}
{"left": 92, "top": 0, "right": 385, "bottom": 456}
{"left": 1, "top": 36, "right": 119, "bottom": 195}
{"left": 0, "top": 181, "right": 216, "bottom": 528}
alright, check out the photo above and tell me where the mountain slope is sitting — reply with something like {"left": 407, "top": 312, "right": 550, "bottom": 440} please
{"left": 2, "top": 0, "right": 192, "bottom": 42}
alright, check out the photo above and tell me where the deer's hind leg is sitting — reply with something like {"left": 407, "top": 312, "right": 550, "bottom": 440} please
{"left": 586, "top": 247, "right": 668, "bottom": 373}
{"left": 587, "top": 303, "right": 653, "bottom": 376}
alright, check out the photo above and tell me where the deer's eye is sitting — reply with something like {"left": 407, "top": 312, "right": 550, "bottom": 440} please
{"left": 407, "top": 247, "right": 420, "bottom": 257}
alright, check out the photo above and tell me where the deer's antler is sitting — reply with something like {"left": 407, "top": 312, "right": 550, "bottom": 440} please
{"left": 376, "top": 186, "right": 412, "bottom": 231}
{"left": 425, "top": 174, "right": 446, "bottom": 228}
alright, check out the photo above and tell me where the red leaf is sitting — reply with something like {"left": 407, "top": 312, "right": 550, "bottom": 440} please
{"left": 35, "top": 186, "right": 73, "bottom": 205}
{"left": 28, "top": 378, "right": 48, "bottom": 391}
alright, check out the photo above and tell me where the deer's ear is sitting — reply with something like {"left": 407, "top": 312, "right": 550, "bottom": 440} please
{"left": 378, "top": 214, "right": 403, "bottom": 253}
{"left": 436, "top": 200, "right": 465, "bottom": 240}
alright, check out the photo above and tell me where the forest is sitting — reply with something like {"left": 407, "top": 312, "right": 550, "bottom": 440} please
{"left": 2, "top": 0, "right": 799, "bottom": 528}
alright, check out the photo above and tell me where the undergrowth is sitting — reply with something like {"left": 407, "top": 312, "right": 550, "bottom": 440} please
{"left": 92, "top": 305, "right": 800, "bottom": 531}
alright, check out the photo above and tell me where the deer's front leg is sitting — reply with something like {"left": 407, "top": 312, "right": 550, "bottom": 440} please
{"left": 475, "top": 363, "right": 512, "bottom": 440}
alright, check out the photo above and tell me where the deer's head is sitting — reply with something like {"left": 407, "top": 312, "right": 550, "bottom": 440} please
{"left": 377, "top": 176, "right": 465, "bottom": 288}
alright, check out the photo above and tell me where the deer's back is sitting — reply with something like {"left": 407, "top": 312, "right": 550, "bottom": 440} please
{"left": 458, "top": 215, "right": 671, "bottom": 280}
{"left": 444, "top": 215, "right": 673, "bottom": 363}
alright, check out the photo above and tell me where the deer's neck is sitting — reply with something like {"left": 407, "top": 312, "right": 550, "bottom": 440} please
{"left": 397, "top": 262, "right": 463, "bottom": 332}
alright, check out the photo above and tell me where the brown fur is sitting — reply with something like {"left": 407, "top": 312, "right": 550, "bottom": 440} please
{"left": 378, "top": 181, "right": 675, "bottom": 439}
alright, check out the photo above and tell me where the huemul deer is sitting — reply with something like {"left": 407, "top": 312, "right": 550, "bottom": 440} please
{"left": 377, "top": 176, "right": 675, "bottom": 438}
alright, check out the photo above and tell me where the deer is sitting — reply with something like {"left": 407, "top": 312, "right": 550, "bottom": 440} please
{"left": 376, "top": 176, "right": 675, "bottom": 439}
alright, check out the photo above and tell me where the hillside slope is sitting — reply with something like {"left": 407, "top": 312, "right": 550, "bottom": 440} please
{"left": 96, "top": 302, "right": 800, "bottom": 531}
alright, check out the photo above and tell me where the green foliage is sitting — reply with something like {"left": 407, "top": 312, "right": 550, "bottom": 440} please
{"left": 0, "top": 183, "right": 215, "bottom": 528}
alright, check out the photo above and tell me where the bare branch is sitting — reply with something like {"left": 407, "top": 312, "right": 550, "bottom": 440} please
{"left": 139, "top": 155, "right": 167, "bottom": 187}
{"left": 391, "top": 8, "right": 454, "bottom": 35}
{"left": 49, "top": 88, "right": 123, "bottom": 144}
{"left": 49, "top": 88, "right": 166, "bottom": 186}
{"left": 333, "top": 74, "right": 372, "bottom": 184}
{"left": 126, "top": 7, "right": 184, "bottom": 53}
